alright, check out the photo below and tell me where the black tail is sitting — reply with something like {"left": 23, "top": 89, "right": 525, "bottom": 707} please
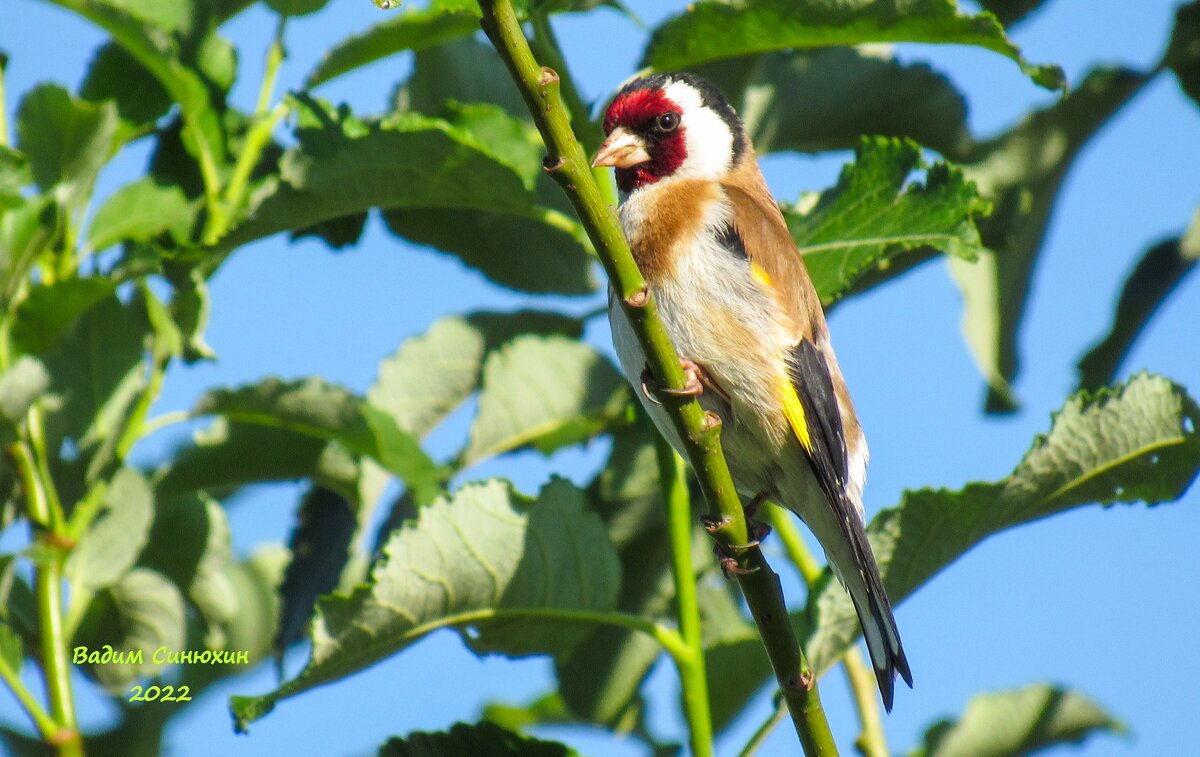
{"left": 847, "top": 523, "right": 913, "bottom": 712}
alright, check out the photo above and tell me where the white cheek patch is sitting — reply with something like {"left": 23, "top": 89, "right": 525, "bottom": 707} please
{"left": 662, "top": 80, "right": 735, "bottom": 182}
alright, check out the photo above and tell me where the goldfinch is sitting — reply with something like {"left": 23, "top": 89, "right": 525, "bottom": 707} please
{"left": 593, "top": 72, "right": 913, "bottom": 710}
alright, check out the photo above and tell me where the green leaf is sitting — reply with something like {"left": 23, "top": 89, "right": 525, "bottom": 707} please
{"left": 802, "top": 373, "right": 1200, "bottom": 675}
{"left": 231, "top": 478, "right": 621, "bottom": 730}
{"left": 86, "top": 177, "right": 192, "bottom": 252}
{"left": 265, "top": 0, "right": 328, "bottom": 16}
{"left": 275, "top": 486, "right": 358, "bottom": 652}
{"left": 0, "top": 357, "right": 50, "bottom": 440}
{"left": 15, "top": 84, "right": 118, "bottom": 207}
{"left": 0, "top": 198, "right": 62, "bottom": 307}
{"left": 215, "top": 100, "right": 593, "bottom": 294}
{"left": 10, "top": 278, "right": 116, "bottom": 356}
{"left": 154, "top": 418, "right": 382, "bottom": 506}
{"left": 0, "top": 146, "right": 31, "bottom": 210}
{"left": 80, "top": 42, "right": 172, "bottom": 135}
{"left": 382, "top": 208, "right": 595, "bottom": 295}
{"left": 378, "top": 721, "right": 576, "bottom": 757}
{"left": 194, "top": 377, "right": 445, "bottom": 502}
{"left": 137, "top": 493, "right": 237, "bottom": 645}
{"left": 1077, "top": 219, "right": 1200, "bottom": 391}
{"left": 67, "top": 467, "right": 154, "bottom": 589}
{"left": 784, "top": 137, "right": 989, "bottom": 305}
{"left": 977, "top": 0, "right": 1050, "bottom": 27}
{"left": 43, "top": 0, "right": 225, "bottom": 168}
{"left": 695, "top": 48, "right": 971, "bottom": 159}
{"left": 0, "top": 620, "right": 22, "bottom": 679}
{"left": 393, "top": 37, "right": 529, "bottom": 118}
{"left": 911, "top": 684, "right": 1124, "bottom": 757}
{"left": 74, "top": 568, "right": 187, "bottom": 689}
{"left": 642, "top": 0, "right": 1065, "bottom": 91}
{"left": 1166, "top": 0, "right": 1200, "bottom": 109}
{"left": 42, "top": 295, "right": 149, "bottom": 505}
{"left": 463, "top": 335, "right": 628, "bottom": 466}
{"left": 950, "top": 67, "right": 1147, "bottom": 412}
{"left": 557, "top": 420, "right": 670, "bottom": 725}
{"left": 305, "top": 7, "right": 479, "bottom": 89}
{"left": 367, "top": 310, "right": 582, "bottom": 439}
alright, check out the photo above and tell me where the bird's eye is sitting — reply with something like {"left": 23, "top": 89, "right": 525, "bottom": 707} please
{"left": 655, "top": 112, "right": 680, "bottom": 132}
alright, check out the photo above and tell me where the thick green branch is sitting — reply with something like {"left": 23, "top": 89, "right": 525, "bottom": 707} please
{"left": 475, "top": 1, "right": 836, "bottom": 752}
{"left": 770, "top": 506, "right": 888, "bottom": 757}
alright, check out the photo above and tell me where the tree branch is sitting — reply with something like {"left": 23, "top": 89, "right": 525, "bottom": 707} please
{"left": 475, "top": 1, "right": 837, "bottom": 752}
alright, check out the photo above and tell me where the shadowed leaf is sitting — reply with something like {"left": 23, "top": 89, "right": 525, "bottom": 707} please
{"left": 195, "top": 377, "right": 445, "bottom": 502}
{"left": 696, "top": 48, "right": 971, "bottom": 159}
{"left": 1166, "top": 0, "right": 1200, "bottom": 109}
{"left": 231, "top": 478, "right": 620, "bottom": 730}
{"left": 378, "top": 721, "right": 576, "bottom": 757}
{"left": 950, "top": 67, "right": 1147, "bottom": 412}
{"left": 1077, "top": 219, "right": 1199, "bottom": 391}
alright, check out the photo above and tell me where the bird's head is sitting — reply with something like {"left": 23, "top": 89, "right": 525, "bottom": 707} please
{"left": 592, "top": 73, "right": 747, "bottom": 194}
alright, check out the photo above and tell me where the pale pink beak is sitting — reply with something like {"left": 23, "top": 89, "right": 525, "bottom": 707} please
{"left": 591, "top": 127, "right": 651, "bottom": 168}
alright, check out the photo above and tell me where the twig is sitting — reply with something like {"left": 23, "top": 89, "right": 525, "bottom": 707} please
{"left": 738, "top": 694, "right": 788, "bottom": 757}
{"left": 5, "top": 442, "right": 81, "bottom": 756}
{"left": 475, "top": 1, "right": 837, "bottom": 752}
{"left": 657, "top": 438, "right": 713, "bottom": 757}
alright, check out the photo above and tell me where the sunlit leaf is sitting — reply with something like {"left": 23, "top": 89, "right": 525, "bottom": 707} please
{"left": 803, "top": 373, "right": 1200, "bottom": 674}
{"left": 911, "top": 684, "right": 1124, "bottom": 757}
{"left": 463, "top": 335, "right": 628, "bottom": 466}
{"left": 785, "top": 137, "right": 989, "bottom": 305}
{"left": 643, "top": 0, "right": 1064, "bottom": 91}
{"left": 305, "top": 7, "right": 479, "bottom": 88}
{"left": 368, "top": 310, "right": 582, "bottom": 439}
{"left": 86, "top": 177, "right": 192, "bottom": 253}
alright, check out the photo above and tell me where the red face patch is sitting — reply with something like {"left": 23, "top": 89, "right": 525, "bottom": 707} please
{"left": 603, "top": 87, "right": 687, "bottom": 192}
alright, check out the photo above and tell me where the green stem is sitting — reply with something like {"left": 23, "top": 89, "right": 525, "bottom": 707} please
{"left": 222, "top": 19, "right": 288, "bottom": 220}
{"left": 0, "top": 656, "right": 60, "bottom": 743}
{"left": 527, "top": 11, "right": 615, "bottom": 205}
{"left": 5, "top": 442, "right": 80, "bottom": 756}
{"left": 0, "top": 52, "right": 9, "bottom": 146}
{"left": 476, "top": 1, "right": 836, "bottom": 752}
{"left": 657, "top": 438, "right": 713, "bottom": 757}
{"left": 769, "top": 506, "right": 888, "bottom": 757}
{"left": 27, "top": 407, "right": 65, "bottom": 532}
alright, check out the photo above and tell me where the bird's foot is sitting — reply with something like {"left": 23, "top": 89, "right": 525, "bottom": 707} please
{"left": 640, "top": 359, "right": 706, "bottom": 405}
{"left": 702, "top": 502, "right": 772, "bottom": 579}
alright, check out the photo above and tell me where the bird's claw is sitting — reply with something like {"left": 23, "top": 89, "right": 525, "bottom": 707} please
{"left": 640, "top": 359, "right": 705, "bottom": 405}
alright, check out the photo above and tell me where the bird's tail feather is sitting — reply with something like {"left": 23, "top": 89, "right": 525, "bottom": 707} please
{"left": 844, "top": 526, "right": 912, "bottom": 712}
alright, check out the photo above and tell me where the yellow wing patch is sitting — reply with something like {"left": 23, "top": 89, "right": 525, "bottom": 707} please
{"left": 750, "top": 261, "right": 773, "bottom": 289}
{"left": 777, "top": 376, "right": 813, "bottom": 454}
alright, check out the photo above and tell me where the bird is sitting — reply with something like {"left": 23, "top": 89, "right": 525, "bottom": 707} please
{"left": 592, "top": 72, "right": 913, "bottom": 710}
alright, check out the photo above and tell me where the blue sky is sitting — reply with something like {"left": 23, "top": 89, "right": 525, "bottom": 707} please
{"left": 3, "top": 0, "right": 1199, "bottom": 755}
